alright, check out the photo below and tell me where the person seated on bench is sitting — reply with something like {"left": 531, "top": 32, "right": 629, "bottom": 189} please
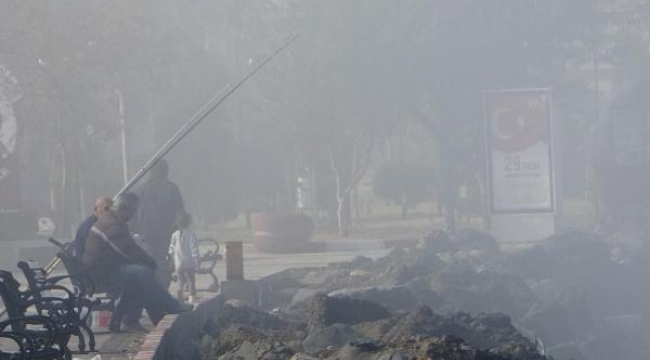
{"left": 81, "top": 191, "right": 192, "bottom": 333}
{"left": 73, "top": 196, "right": 113, "bottom": 259}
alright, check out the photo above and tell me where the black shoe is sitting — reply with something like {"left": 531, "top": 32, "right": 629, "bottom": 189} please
{"left": 179, "top": 303, "right": 194, "bottom": 313}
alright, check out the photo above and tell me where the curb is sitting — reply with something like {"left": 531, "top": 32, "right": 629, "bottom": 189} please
{"left": 132, "top": 315, "right": 178, "bottom": 360}
{"left": 132, "top": 295, "right": 215, "bottom": 360}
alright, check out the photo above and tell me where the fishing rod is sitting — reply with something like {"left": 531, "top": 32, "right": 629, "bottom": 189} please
{"left": 117, "top": 33, "right": 298, "bottom": 198}
{"left": 44, "top": 34, "right": 299, "bottom": 275}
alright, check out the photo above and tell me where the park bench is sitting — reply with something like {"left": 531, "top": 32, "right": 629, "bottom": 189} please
{"left": 16, "top": 260, "right": 97, "bottom": 352}
{"left": 0, "top": 315, "right": 66, "bottom": 360}
{"left": 196, "top": 238, "right": 222, "bottom": 292}
{"left": 0, "top": 271, "right": 78, "bottom": 359}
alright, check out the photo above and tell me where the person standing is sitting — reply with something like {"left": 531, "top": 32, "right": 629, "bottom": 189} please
{"left": 72, "top": 196, "right": 113, "bottom": 259}
{"left": 168, "top": 211, "right": 199, "bottom": 303}
{"left": 132, "top": 159, "right": 184, "bottom": 289}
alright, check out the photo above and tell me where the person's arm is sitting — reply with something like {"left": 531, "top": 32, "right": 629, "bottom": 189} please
{"left": 73, "top": 220, "right": 85, "bottom": 245}
{"left": 129, "top": 186, "right": 144, "bottom": 235}
{"left": 190, "top": 230, "right": 200, "bottom": 268}
{"left": 171, "top": 183, "right": 184, "bottom": 212}
{"left": 73, "top": 220, "right": 87, "bottom": 256}
{"left": 169, "top": 231, "right": 178, "bottom": 256}
{"left": 95, "top": 223, "right": 156, "bottom": 269}
{"left": 73, "top": 216, "right": 95, "bottom": 258}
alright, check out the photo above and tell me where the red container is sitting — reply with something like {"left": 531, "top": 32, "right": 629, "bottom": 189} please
{"left": 91, "top": 310, "right": 112, "bottom": 329}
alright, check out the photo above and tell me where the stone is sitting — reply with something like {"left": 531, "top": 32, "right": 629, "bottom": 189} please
{"left": 301, "top": 323, "right": 369, "bottom": 355}
{"left": 328, "top": 286, "right": 418, "bottom": 312}
{"left": 308, "top": 294, "right": 392, "bottom": 327}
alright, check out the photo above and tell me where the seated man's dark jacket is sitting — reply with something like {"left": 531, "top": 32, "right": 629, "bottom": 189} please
{"left": 81, "top": 210, "right": 157, "bottom": 289}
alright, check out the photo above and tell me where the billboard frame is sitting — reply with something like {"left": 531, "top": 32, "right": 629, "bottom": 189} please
{"left": 484, "top": 87, "right": 556, "bottom": 215}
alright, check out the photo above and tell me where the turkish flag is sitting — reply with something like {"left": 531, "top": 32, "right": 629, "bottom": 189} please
{"left": 487, "top": 91, "right": 550, "bottom": 154}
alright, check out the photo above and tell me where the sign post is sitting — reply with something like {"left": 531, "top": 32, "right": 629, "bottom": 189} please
{"left": 485, "top": 88, "right": 556, "bottom": 242}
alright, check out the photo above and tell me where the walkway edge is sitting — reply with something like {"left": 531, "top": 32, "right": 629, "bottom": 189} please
{"left": 133, "top": 314, "right": 178, "bottom": 360}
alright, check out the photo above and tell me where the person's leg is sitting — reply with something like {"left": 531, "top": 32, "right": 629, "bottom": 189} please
{"left": 144, "top": 287, "right": 187, "bottom": 324}
{"left": 114, "top": 264, "right": 149, "bottom": 331}
{"left": 188, "top": 269, "right": 196, "bottom": 297}
{"left": 138, "top": 269, "right": 187, "bottom": 324}
{"left": 138, "top": 240, "right": 173, "bottom": 289}
{"left": 116, "top": 263, "right": 192, "bottom": 325}
{"left": 177, "top": 268, "right": 188, "bottom": 301}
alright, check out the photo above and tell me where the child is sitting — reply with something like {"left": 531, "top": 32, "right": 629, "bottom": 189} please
{"left": 169, "top": 211, "right": 200, "bottom": 303}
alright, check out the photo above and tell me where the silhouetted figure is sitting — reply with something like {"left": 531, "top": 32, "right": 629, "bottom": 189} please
{"left": 132, "top": 159, "right": 184, "bottom": 289}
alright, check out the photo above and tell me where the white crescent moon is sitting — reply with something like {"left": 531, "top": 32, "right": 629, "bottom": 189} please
{"left": 491, "top": 106, "right": 515, "bottom": 141}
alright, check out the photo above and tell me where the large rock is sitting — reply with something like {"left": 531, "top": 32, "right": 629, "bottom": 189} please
{"left": 153, "top": 295, "right": 227, "bottom": 360}
{"left": 321, "top": 342, "right": 408, "bottom": 360}
{"left": 308, "top": 295, "right": 392, "bottom": 327}
{"left": 212, "top": 302, "right": 288, "bottom": 331}
{"left": 327, "top": 286, "right": 418, "bottom": 312}
{"left": 417, "top": 336, "right": 546, "bottom": 360}
{"left": 427, "top": 264, "right": 536, "bottom": 318}
{"left": 355, "top": 306, "right": 534, "bottom": 351}
{"left": 213, "top": 326, "right": 296, "bottom": 360}
{"left": 301, "top": 324, "right": 369, "bottom": 355}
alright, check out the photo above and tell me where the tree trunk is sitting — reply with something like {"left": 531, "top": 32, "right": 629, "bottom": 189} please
{"left": 245, "top": 210, "right": 252, "bottom": 229}
{"left": 328, "top": 133, "right": 375, "bottom": 238}
{"left": 352, "top": 185, "right": 360, "bottom": 221}
{"left": 49, "top": 143, "right": 67, "bottom": 236}
{"left": 336, "top": 192, "right": 351, "bottom": 237}
{"left": 116, "top": 89, "right": 130, "bottom": 184}
{"left": 332, "top": 156, "right": 352, "bottom": 237}
{"left": 442, "top": 184, "right": 457, "bottom": 233}
{"left": 400, "top": 192, "right": 408, "bottom": 219}
{"left": 336, "top": 195, "right": 345, "bottom": 237}
{"left": 440, "top": 142, "right": 458, "bottom": 234}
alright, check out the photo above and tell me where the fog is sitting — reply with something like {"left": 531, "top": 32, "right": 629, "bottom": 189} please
{"left": 2, "top": 1, "right": 650, "bottom": 359}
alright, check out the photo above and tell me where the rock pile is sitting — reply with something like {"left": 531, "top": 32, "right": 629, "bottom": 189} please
{"left": 245, "top": 230, "right": 650, "bottom": 360}
{"left": 163, "top": 230, "right": 650, "bottom": 360}
{"left": 198, "top": 296, "right": 545, "bottom": 360}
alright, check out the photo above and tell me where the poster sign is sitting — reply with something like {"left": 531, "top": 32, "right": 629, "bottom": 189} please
{"left": 485, "top": 88, "right": 555, "bottom": 214}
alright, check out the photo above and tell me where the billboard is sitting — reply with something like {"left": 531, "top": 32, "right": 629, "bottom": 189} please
{"left": 485, "top": 88, "right": 555, "bottom": 214}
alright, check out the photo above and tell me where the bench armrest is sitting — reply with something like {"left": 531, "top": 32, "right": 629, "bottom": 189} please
{"left": 21, "top": 284, "right": 76, "bottom": 301}
{"left": 42, "top": 275, "right": 95, "bottom": 297}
